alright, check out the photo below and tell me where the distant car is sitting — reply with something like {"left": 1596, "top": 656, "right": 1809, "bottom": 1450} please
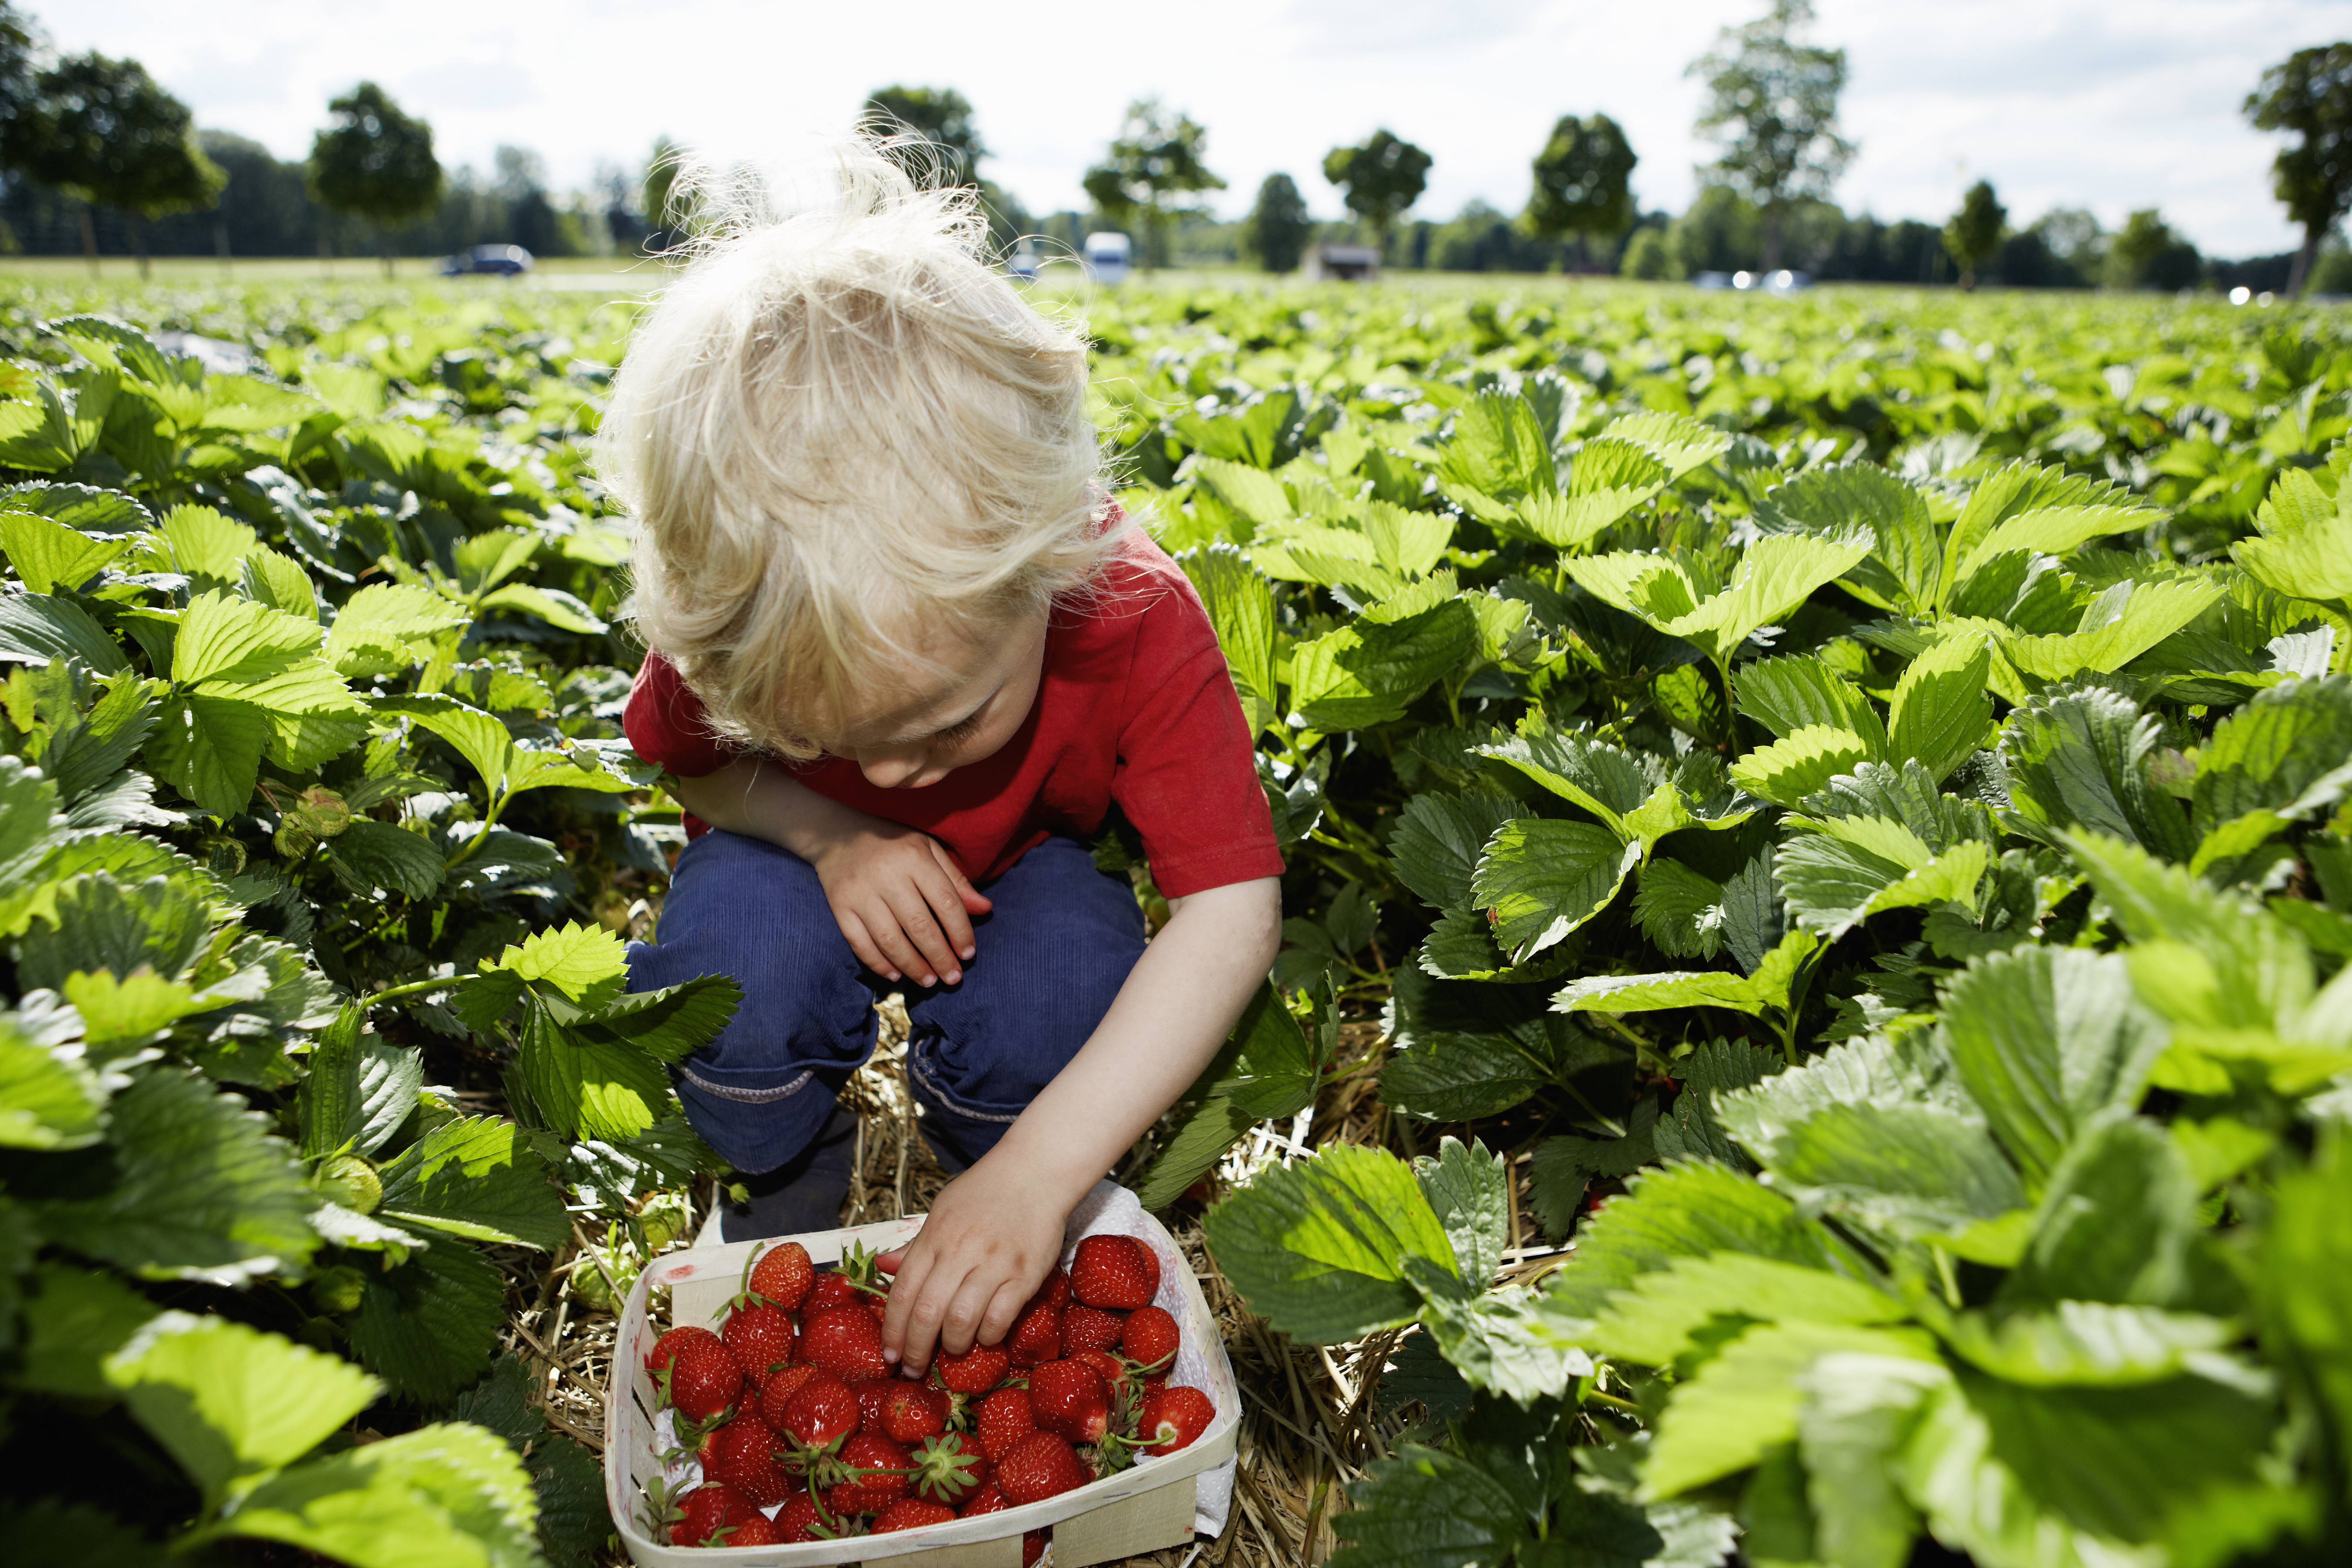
{"left": 438, "top": 244, "right": 534, "bottom": 277}
{"left": 1082, "top": 232, "right": 1131, "bottom": 284}
{"left": 1007, "top": 240, "right": 1041, "bottom": 280}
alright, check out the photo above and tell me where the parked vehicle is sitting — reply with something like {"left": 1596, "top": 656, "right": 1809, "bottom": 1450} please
{"left": 1082, "top": 232, "right": 1131, "bottom": 284}
{"left": 438, "top": 244, "right": 535, "bottom": 277}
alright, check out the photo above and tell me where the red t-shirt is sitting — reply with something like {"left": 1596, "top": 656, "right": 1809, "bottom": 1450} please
{"left": 622, "top": 528, "right": 1284, "bottom": 899}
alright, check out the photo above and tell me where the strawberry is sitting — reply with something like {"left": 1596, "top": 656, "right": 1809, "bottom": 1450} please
{"left": 1007, "top": 1293, "right": 1063, "bottom": 1369}
{"left": 996, "top": 1430, "right": 1092, "bottom": 1505}
{"left": 853, "top": 1376, "right": 897, "bottom": 1434}
{"left": 1035, "top": 1268, "right": 1072, "bottom": 1313}
{"left": 774, "top": 1493, "right": 828, "bottom": 1542}
{"left": 881, "top": 1380, "right": 950, "bottom": 1443}
{"left": 660, "top": 1333, "right": 744, "bottom": 1425}
{"left": 1024, "top": 1531, "right": 1046, "bottom": 1566}
{"left": 1061, "top": 1303, "right": 1125, "bottom": 1357}
{"left": 801, "top": 1304, "right": 889, "bottom": 1382}
{"left": 959, "top": 1481, "right": 1009, "bottom": 1516}
{"left": 1140, "top": 1384, "right": 1215, "bottom": 1455}
{"left": 828, "top": 1430, "right": 910, "bottom": 1515}
{"left": 975, "top": 1387, "right": 1034, "bottom": 1463}
{"left": 759, "top": 1363, "right": 819, "bottom": 1429}
{"left": 871, "top": 1497, "right": 957, "bottom": 1533}
{"left": 668, "top": 1480, "right": 759, "bottom": 1547}
{"left": 749, "top": 1239, "right": 816, "bottom": 1311}
{"left": 1121, "top": 1305, "right": 1181, "bottom": 1371}
{"left": 933, "top": 1340, "right": 1010, "bottom": 1395}
{"left": 805, "top": 1273, "right": 861, "bottom": 1314}
{"left": 1069, "top": 1233, "right": 1158, "bottom": 1311}
{"left": 698, "top": 1412, "right": 794, "bottom": 1508}
{"left": 725, "top": 1513, "right": 784, "bottom": 1545}
{"left": 906, "top": 1430, "right": 989, "bottom": 1504}
{"left": 776, "top": 1372, "right": 860, "bottom": 1451}
{"left": 1027, "top": 1358, "right": 1111, "bottom": 1444}
{"left": 1071, "top": 1347, "right": 1134, "bottom": 1413}
{"left": 721, "top": 1300, "right": 798, "bottom": 1381}
{"left": 645, "top": 1323, "right": 723, "bottom": 1373}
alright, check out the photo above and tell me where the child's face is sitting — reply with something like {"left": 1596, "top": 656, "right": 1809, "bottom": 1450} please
{"left": 829, "top": 612, "right": 1049, "bottom": 790}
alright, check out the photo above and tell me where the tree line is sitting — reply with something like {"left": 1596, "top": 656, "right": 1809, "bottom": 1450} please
{"left": 1, "top": 0, "right": 2346, "bottom": 295}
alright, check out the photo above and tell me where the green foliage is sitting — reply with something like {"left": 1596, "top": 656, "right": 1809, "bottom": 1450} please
{"left": 1244, "top": 172, "right": 1313, "bottom": 274}
{"left": 1092, "top": 286, "right": 2352, "bottom": 1566}
{"left": 1081, "top": 97, "right": 1223, "bottom": 270}
{"left": 0, "top": 297, "right": 688, "bottom": 1562}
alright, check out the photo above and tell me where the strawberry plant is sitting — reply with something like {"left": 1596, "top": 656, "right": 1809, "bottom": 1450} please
{"left": 3, "top": 272, "right": 2347, "bottom": 1568}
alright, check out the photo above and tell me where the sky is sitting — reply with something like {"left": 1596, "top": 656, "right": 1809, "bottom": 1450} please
{"left": 41, "top": 0, "right": 2352, "bottom": 258}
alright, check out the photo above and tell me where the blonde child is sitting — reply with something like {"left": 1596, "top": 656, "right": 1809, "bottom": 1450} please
{"left": 598, "top": 144, "right": 1283, "bottom": 1376}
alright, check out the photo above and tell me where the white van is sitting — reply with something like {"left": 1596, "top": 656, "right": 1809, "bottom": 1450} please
{"left": 1083, "top": 232, "right": 1132, "bottom": 284}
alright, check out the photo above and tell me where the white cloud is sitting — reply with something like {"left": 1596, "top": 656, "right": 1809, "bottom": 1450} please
{"left": 35, "top": 0, "right": 2348, "bottom": 255}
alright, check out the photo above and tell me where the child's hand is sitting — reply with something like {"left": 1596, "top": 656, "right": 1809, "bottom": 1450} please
{"left": 808, "top": 819, "right": 991, "bottom": 987}
{"left": 876, "top": 1158, "right": 1062, "bottom": 1376}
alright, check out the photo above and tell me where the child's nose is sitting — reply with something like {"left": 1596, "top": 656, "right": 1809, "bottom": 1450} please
{"left": 857, "top": 750, "right": 928, "bottom": 789}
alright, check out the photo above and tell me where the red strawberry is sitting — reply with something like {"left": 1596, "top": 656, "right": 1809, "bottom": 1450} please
{"left": 828, "top": 1431, "right": 910, "bottom": 1515}
{"left": 1007, "top": 1295, "right": 1063, "bottom": 1369}
{"left": 1024, "top": 1531, "right": 1046, "bottom": 1566}
{"left": 721, "top": 1300, "right": 798, "bottom": 1381}
{"left": 760, "top": 1364, "right": 819, "bottom": 1429}
{"left": 804, "top": 1272, "right": 861, "bottom": 1313}
{"left": 1028, "top": 1358, "right": 1111, "bottom": 1444}
{"left": 669, "top": 1480, "right": 759, "bottom": 1547}
{"left": 960, "top": 1481, "right": 1008, "bottom": 1516}
{"left": 1121, "top": 1305, "right": 1181, "bottom": 1370}
{"left": 1140, "top": 1384, "right": 1215, "bottom": 1455}
{"left": 698, "top": 1413, "right": 794, "bottom": 1508}
{"left": 907, "top": 1430, "right": 990, "bottom": 1504}
{"left": 975, "top": 1387, "right": 1034, "bottom": 1463}
{"left": 749, "top": 1240, "right": 816, "bottom": 1311}
{"left": 1061, "top": 1304, "right": 1125, "bottom": 1357}
{"left": 865, "top": 1291, "right": 892, "bottom": 1327}
{"left": 777, "top": 1372, "right": 860, "bottom": 1450}
{"left": 1071, "top": 1347, "right": 1132, "bottom": 1406}
{"left": 933, "top": 1340, "right": 1010, "bottom": 1395}
{"left": 801, "top": 1304, "right": 889, "bottom": 1382}
{"left": 882, "top": 1381, "right": 950, "bottom": 1443}
{"left": 872, "top": 1497, "right": 957, "bottom": 1533}
{"left": 725, "top": 1513, "right": 784, "bottom": 1545}
{"left": 646, "top": 1323, "right": 724, "bottom": 1373}
{"left": 853, "top": 1376, "right": 897, "bottom": 1434}
{"left": 1070, "top": 1234, "right": 1158, "bottom": 1311}
{"left": 662, "top": 1334, "right": 744, "bottom": 1424}
{"left": 774, "top": 1493, "right": 828, "bottom": 1542}
{"left": 996, "top": 1430, "right": 1092, "bottom": 1505}
{"left": 1037, "top": 1269, "right": 1072, "bottom": 1313}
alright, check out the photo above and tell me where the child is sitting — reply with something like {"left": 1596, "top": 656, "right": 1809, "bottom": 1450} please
{"left": 598, "top": 145, "right": 1284, "bottom": 1377}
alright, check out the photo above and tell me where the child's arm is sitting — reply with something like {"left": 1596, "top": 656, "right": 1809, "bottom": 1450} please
{"left": 669, "top": 756, "right": 991, "bottom": 989}
{"left": 877, "top": 873, "right": 1283, "bottom": 1375}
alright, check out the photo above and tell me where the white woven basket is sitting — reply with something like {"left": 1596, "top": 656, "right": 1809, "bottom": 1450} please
{"left": 604, "top": 1188, "right": 1240, "bottom": 1567}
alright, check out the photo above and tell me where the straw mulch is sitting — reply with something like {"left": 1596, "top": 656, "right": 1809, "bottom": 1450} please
{"left": 517, "top": 996, "right": 1564, "bottom": 1568}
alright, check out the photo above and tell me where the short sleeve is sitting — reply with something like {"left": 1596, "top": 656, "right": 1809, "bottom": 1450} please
{"left": 623, "top": 653, "right": 738, "bottom": 779}
{"left": 1110, "top": 593, "right": 1284, "bottom": 899}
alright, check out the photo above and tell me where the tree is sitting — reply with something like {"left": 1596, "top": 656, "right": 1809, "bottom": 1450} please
{"left": 1243, "top": 172, "right": 1311, "bottom": 273}
{"left": 1688, "top": 0, "right": 1853, "bottom": 272}
{"left": 2245, "top": 43, "right": 2352, "bottom": 298}
{"left": 1621, "top": 227, "right": 1675, "bottom": 280}
{"left": 2107, "top": 208, "right": 2200, "bottom": 291}
{"left": 307, "top": 82, "right": 440, "bottom": 276}
{"left": 1943, "top": 179, "right": 2005, "bottom": 290}
{"left": 1524, "top": 113, "right": 1637, "bottom": 272}
{"left": 0, "top": 2, "right": 38, "bottom": 163}
{"left": 1081, "top": 99, "right": 1223, "bottom": 271}
{"left": 641, "top": 136, "right": 689, "bottom": 253}
{"left": 17, "top": 52, "right": 223, "bottom": 278}
{"left": 864, "top": 85, "right": 985, "bottom": 184}
{"left": 1321, "top": 129, "right": 1431, "bottom": 262}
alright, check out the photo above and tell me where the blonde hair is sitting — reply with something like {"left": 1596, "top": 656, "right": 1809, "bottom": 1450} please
{"left": 598, "top": 134, "right": 1117, "bottom": 760}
